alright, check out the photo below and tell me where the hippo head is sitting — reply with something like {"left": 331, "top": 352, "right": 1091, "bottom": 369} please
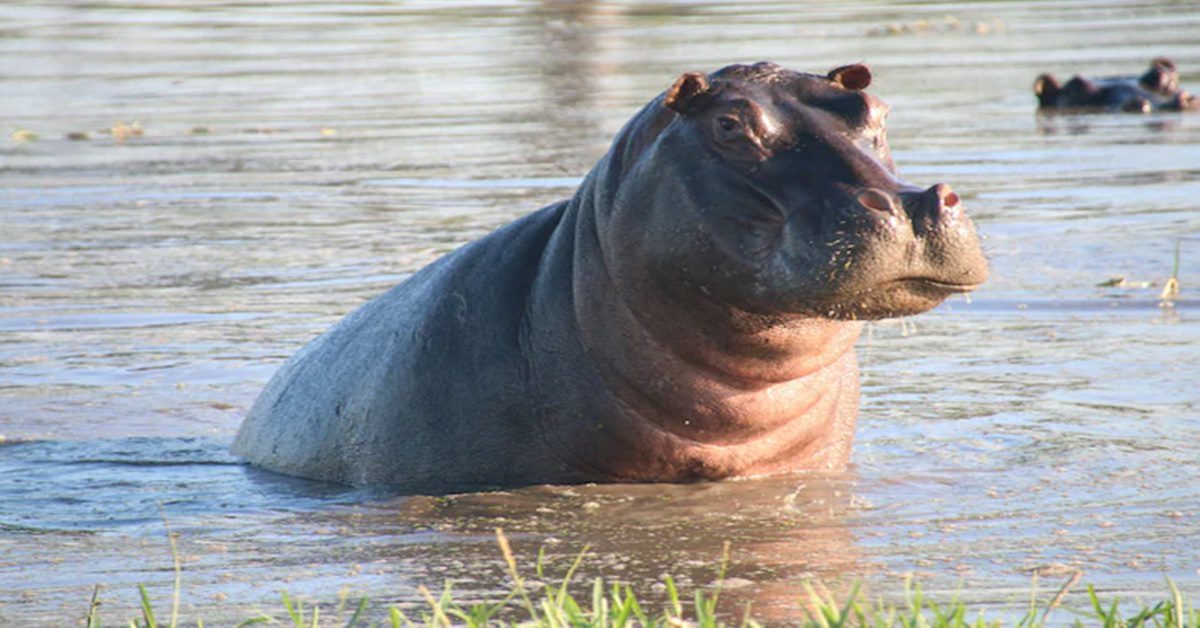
{"left": 1139, "top": 57, "right": 1180, "bottom": 95}
{"left": 603, "top": 61, "right": 987, "bottom": 321}
{"left": 1033, "top": 74, "right": 1064, "bottom": 109}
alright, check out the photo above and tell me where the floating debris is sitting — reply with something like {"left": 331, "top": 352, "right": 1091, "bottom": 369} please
{"left": 867, "top": 15, "right": 1006, "bottom": 37}
{"left": 10, "top": 129, "right": 39, "bottom": 143}
{"left": 111, "top": 121, "right": 144, "bottom": 143}
{"left": 1159, "top": 240, "right": 1182, "bottom": 301}
{"left": 319, "top": 127, "right": 338, "bottom": 137}
{"left": 1160, "top": 277, "right": 1180, "bottom": 299}
{"left": 1024, "top": 562, "right": 1079, "bottom": 577}
{"left": 65, "top": 131, "right": 90, "bottom": 141}
{"left": 1097, "top": 276, "right": 1153, "bottom": 289}
{"left": 190, "top": 126, "right": 211, "bottom": 135}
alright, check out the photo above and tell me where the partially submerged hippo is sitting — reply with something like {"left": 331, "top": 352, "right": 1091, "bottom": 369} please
{"left": 233, "top": 62, "right": 988, "bottom": 493}
{"left": 1034, "top": 58, "right": 1199, "bottom": 113}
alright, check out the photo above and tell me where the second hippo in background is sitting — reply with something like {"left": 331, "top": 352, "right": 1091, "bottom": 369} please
{"left": 1034, "top": 58, "right": 1199, "bottom": 113}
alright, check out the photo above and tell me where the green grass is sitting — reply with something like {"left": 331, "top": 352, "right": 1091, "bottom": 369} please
{"left": 86, "top": 528, "right": 1198, "bottom": 627}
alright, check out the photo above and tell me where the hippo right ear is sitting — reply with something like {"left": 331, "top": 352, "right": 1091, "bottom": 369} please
{"left": 664, "top": 72, "right": 710, "bottom": 114}
{"left": 827, "top": 64, "right": 872, "bottom": 91}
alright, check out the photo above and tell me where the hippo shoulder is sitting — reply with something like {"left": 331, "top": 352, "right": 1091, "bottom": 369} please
{"left": 232, "top": 201, "right": 569, "bottom": 488}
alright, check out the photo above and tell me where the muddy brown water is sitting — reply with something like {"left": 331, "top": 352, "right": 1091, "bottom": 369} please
{"left": 2, "top": 0, "right": 1198, "bottom": 623}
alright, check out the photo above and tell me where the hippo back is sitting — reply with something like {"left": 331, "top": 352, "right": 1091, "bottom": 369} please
{"left": 232, "top": 202, "right": 569, "bottom": 489}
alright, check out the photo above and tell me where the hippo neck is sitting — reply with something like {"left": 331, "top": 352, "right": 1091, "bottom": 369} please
{"left": 559, "top": 184, "right": 863, "bottom": 477}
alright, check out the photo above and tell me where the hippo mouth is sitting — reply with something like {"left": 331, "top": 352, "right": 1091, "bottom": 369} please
{"left": 895, "top": 277, "right": 983, "bottom": 293}
{"left": 805, "top": 275, "right": 983, "bottom": 320}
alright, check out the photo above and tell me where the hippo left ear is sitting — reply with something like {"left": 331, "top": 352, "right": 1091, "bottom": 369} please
{"left": 1150, "top": 57, "right": 1177, "bottom": 72}
{"left": 664, "top": 72, "right": 710, "bottom": 114}
{"left": 827, "top": 64, "right": 871, "bottom": 91}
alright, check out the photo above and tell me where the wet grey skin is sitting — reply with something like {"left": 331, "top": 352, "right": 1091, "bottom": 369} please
{"left": 1034, "top": 57, "right": 1200, "bottom": 113}
{"left": 232, "top": 61, "right": 988, "bottom": 493}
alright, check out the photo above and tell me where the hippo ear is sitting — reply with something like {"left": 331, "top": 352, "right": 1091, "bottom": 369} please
{"left": 664, "top": 72, "right": 710, "bottom": 114}
{"left": 827, "top": 64, "right": 871, "bottom": 91}
{"left": 1150, "top": 57, "right": 1176, "bottom": 71}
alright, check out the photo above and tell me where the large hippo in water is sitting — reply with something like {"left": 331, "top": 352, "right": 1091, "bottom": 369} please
{"left": 1034, "top": 58, "right": 1199, "bottom": 113}
{"left": 233, "top": 61, "right": 988, "bottom": 493}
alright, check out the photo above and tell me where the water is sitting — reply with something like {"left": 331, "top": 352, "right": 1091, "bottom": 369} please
{"left": 2, "top": 0, "right": 1198, "bottom": 623}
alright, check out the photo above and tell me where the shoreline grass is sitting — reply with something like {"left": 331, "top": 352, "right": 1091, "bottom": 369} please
{"left": 81, "top": 528, "right": 1197, "bottom": 627}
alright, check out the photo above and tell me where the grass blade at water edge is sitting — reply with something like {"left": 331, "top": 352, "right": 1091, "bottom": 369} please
{"left": 85, "top": 584, "right": 102, "bottom": 628}
{"left": 344, "top": 595, "right": 368, "bottom": 627}
{"left": 137, "top": 583, "right": 157, "bottom": 628}
{"left": 495, "top": 527, "right": 538, "bottom": 621}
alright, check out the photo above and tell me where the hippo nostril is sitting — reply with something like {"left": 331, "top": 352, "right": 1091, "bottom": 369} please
{"left": 929, "top": 183, "right": 960, "bottom": 209}
{"left": 856, "top": 188, "right": 898, "bottom": 215}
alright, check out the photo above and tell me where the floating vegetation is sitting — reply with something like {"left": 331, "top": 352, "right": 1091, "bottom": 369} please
{"left": 10, "top": 128, "right": 39, "bottom": 143}
{"left": 866, "top": 16, "right": 1008, "bottom": 37}
{"left": 111, "top": 121, "right": 144, "bottom": 143}
{"left": 1160, "top": 240, "right": 1182, "bottom": 301}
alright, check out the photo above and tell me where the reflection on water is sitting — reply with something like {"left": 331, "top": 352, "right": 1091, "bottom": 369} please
{"left": 2, "top": 0, "right": 1199, "bottom": 623}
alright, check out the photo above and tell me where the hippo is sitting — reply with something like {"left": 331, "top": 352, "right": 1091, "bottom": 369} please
{"left": 1034, "top": 57, "right": 1199, "bottom": 113}
{"left": 233, "top": 61, "right": 988, "bottom": 493}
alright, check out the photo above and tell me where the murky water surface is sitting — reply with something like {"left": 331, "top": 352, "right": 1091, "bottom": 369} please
{"left": 2, "top": 0, "right": 1199, "bottom": 623}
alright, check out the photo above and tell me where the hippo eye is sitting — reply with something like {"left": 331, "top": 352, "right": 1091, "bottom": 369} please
{"left": 716, "top": 116, "right": 741, "bottom": 133}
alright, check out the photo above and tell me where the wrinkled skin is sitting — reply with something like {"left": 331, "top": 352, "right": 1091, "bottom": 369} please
{"left": 1034, "top": 58, "right": 1200, "bottom": 113}
{"left": 233, "top": 62, "right": 988, "bottom": 493}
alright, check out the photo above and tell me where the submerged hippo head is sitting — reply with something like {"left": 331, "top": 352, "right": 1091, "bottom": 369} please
{"left": 1140, "top": 57, "right": 1180, "bottom": 95}
{"left": 1034, "top": 58, "right": 1199, "bottom": 113}
{"left": 602, "top": 61, "right": 987, "bottom": 323}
